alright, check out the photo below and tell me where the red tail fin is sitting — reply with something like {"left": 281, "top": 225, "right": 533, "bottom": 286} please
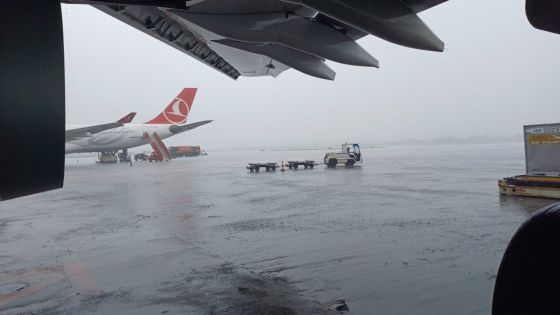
{"left": 145, "top": 88, "right": 197, "bottom": 124}
{"left": 116, "top": 112, "right": 136, "bottom": 123}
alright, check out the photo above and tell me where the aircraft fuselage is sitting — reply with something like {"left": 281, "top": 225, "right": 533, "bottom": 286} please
{"left": 65, "top": 124, "right": 175, "bottom": 154}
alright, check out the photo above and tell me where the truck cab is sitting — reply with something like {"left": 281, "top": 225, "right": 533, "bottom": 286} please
{"left": 148, "top": 151, "right": 163, "bottom": 162}
{"left": 343, "top": 143, "right": 361, "bottom": 162}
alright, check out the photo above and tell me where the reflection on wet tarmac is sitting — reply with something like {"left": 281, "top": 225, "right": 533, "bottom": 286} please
{"left": 0, "top": 143, "right": 555, "bottom": 314}
{"left": 498, "top": 195, "right": 553, "bottom": 217}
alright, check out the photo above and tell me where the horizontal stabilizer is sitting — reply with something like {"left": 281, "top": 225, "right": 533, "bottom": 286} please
{"left": 214, "top": 40, "right": 336, "bottom": 80}
{"left": 169, "top": 120, "right": 213, "bottom": 134}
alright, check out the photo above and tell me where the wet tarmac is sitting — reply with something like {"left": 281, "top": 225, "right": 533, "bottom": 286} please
{"left": 0, "top": 143, "right": 555, "bottom": 314}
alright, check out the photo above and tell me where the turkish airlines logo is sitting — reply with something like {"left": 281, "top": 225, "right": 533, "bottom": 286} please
{"left": 163, "top": 98, "right": 189, "bottom": 124}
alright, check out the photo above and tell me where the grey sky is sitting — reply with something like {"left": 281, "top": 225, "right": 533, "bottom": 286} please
{"left": 62, "top": 0, "right": 560, "bottom": 150}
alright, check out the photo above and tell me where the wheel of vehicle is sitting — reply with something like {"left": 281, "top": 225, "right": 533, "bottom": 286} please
{"left": 293, "top": 164, "right": 298, "bottom": 169}
{"left": 310, "top": 165, "right": 314, "bottom": 169}
{"left": 346, "top": 160, "right": 355, "bottom": 167}
{"left": 255, "top": 166, "right": 260, "bottom": 172}
{"left": 327, "top": 159, "right": 337, "bottom": 167}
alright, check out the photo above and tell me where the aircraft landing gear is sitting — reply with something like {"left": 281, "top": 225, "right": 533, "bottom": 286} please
{"left": 118, "top": 148, "right": 131, "bottom": 163}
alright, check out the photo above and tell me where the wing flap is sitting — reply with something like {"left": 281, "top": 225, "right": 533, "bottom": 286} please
{"left": 214, "top": 40, "right": 336, "bottom": 80}
{"left": 174, "top": 12, "right": 378, "bottom": 67}
{"left": 293, "top": 0, "right": 444, "bottom": 52}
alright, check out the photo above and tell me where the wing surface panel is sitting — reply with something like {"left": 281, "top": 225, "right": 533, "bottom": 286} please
{"left": 65, "top": 0, "right": 448, "bottom": 80}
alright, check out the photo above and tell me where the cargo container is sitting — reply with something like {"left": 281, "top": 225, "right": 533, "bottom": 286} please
{"left": 169, "top": 146, "right": 201, "bottom": 158}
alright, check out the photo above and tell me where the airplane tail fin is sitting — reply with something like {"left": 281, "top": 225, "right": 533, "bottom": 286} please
{"left": 117, "top": 112, "right": 136, "bottom": 123}
{"left": 145, "top": 88, "right": 197, "bottom": 124}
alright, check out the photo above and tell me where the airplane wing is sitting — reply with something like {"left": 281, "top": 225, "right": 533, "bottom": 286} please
{"left": 65, "top": 123, "right": 123, "bottom": 141}
{"left": 64, "top": 0, "right": 447, "bottom": 81}
{"left": 65, "top": 112, "right": 136, "bottom": 141}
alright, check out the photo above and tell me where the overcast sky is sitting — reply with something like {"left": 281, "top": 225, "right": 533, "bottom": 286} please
{"left": 62, "top": 0, "right": 560, "bottom": 150}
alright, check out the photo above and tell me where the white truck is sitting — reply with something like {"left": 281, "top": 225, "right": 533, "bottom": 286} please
{"left": 324, "top": 143, "right": 362, "bottom": 167}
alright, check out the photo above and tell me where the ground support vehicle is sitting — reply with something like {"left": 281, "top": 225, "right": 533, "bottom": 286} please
{"left": 170, "top": 146, "right": 201, "bottom": 158}
{"left": 97, "top": 152, "right": 118, "bottom": 164}
{"left": 148, "top": 151, "right": 164, "bottom": 162}
{"left": 287, "top": 161, "right": 316, "bottom": 169}
{"left": 247, "top": 163, "right": 278, "bottom": 172}
{"left": 499, "top": 175, "right": 560, "bottom": 199}
{"left": 324, "top": 143, "right": 362, "bottom": 167}
{"left": 134, "top": 153, "right": 148, "bottom": 161}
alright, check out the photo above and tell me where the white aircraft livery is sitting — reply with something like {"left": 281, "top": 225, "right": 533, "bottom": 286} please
{"left": 65, "top": 88, "right": 212, "bottom": 154}
{"left": 65, "top": 112, "right": 137, "bottom": 144}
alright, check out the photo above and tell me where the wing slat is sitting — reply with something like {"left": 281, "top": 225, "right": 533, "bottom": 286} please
{"left": 94, "top": 4, "right": 242, "bottom": 79}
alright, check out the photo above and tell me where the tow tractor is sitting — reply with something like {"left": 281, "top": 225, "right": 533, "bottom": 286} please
{"left": 147, "top": 151, "right": 164, "bottom": 162}
{"left": 134, "top": 153, "right": 149, "bottom": 161}
{"left": 324, "top": 143, "right": 362, "bottom": 167}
